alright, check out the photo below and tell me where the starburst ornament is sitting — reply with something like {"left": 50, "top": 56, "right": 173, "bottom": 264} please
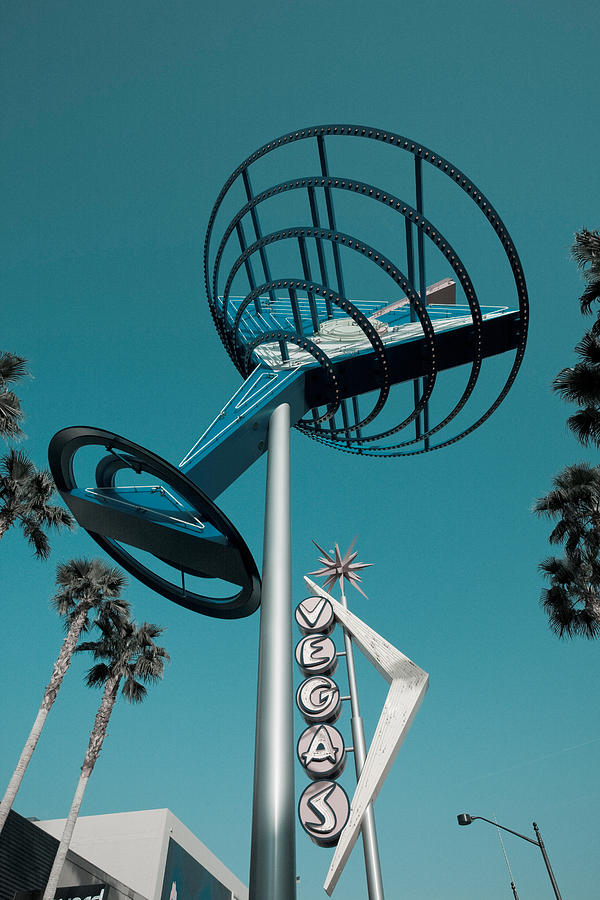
{"left": 310, "top": 537, "right": 372, "bottom": 598}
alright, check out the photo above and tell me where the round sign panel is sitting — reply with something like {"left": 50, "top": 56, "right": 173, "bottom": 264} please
{"left": 295, "top": 635, "right": 338, "bottom": 677}
{"left": 298, "top": 780, "right": 350, "bottom": 847}
{"left": 297, "top": 724, "right": 346, "bottom": 780}
{"left": 295, "top": 596, "right": 336, "bottom": 635}
{"left": 296, "top": 676, "right": 341, "bottom": 725}
{"left": 48, "top": 427, "right": 260, "bottom": 619}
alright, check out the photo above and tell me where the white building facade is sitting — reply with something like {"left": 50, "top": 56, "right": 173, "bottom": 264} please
{"left": 36, "top": 809, "right": 248, "bottom": 900}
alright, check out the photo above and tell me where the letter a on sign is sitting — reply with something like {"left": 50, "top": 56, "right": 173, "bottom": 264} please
{"left": 304, "top": 577, "right": 429, "bottom": 896}
{"left": 302, "top": 725, "right": 338, "bottom": 766}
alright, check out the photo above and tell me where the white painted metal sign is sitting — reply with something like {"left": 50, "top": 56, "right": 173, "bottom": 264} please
{"left": 304, "top": 576, "right": 429, "bottom": 896}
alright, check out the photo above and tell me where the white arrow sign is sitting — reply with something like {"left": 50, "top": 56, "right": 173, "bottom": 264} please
{"left": 303, "top": 576, "right": 429, "bottom": 896}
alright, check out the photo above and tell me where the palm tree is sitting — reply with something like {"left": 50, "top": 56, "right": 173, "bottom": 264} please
{"left": 0, "top": 559, "right": 128, "bottom": 834}
{"left": 535, "top": 464, "right": 600, "bottom": 637}
{"left": 42, "top": 616, "right": 168, "bottom": 900}
{"left": 535, "top": 229, "right": 600, "bottom": 638}
{"left": 552, "top": 229, "right": 600, "bottom": 448}
{"left": 571, "top": 228, "right": 600, "bottom": 316}
{"left": 0, "top": 352, "right": 28, "bottom": 441}
{"left": 0, "top": 449, "right": 74, "bottom": 557}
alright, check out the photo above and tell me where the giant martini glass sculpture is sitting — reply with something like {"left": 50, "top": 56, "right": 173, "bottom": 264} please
{"left": 49, "top": 124, "right": 528, "bottom": 900}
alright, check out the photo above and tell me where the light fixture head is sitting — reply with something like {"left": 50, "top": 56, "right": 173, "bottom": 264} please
{"left": 457, "top": 813, "right": 473, "bottom": 826}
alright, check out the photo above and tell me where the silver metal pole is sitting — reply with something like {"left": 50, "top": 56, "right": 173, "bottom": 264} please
{"left": 341, "top": 588, "right": 385, "bottom": 900}
{"left": 249, "top": 403, "right": 296, "bottom": 900}
{"left": 532, "top": 822, "right": 563, "bottom": 900}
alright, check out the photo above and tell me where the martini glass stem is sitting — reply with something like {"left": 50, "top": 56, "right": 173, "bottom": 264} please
{"left": 341, "top": 588, "right": 385, "bottom": 900}
{"left": 249, "top": 403, "right": 296, "bottom": 900}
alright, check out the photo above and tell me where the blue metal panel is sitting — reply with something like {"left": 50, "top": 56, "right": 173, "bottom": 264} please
{"left": 179, "top": 366, "right": 306, "bottom": 498}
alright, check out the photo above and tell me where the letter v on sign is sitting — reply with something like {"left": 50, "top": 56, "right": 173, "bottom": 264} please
{"left": 304, "top": 576, "right": 429, "bottom": 896}
{"left": 300, "top": 596, "right": 327, "bottom": 627}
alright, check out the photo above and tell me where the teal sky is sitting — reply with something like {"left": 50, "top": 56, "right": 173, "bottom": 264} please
{"left": 2, "top": 2, "right": 599, "bottom": 898}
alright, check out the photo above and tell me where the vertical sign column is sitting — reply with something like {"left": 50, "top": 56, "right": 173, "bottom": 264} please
{"left": 295, "top": 595, "right": 350, "bottom": 848}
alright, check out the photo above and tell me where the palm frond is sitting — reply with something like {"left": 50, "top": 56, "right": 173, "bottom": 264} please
{"left": 76, "top": 601, "right": 167, "bottom": 712}
{"left": 1, "top": 449, "right": 35, "bottom": 484}
{"left": 77, "top": 634, "right": 113, "bottom": 657}
{"left": 539, "top": 554, "right": 600, "bottom": 638}
{"left": 0, "top": 392, "right": 25, "bottom": 440}
{"left": 555, "top": 461, "right": 600, "bottom": 488}
{"left": 81, "top": 616, "right": 167, "bottom": 687}
{"left": 21, "top": 517, "right": 51, "bottom": 559}
{"left": 566, "top": 407, "right": 600, "bottom": 447}
{"left": 38, "top": 504, "right": 74, "bottom": 530}
{"left": 85, "top": 663, "right": 111, "bottom": 688}
{"left": 1, "top": 453, "right": 73, "bottom": 555}
{"left": 547, "top": 519, "right": 571, "bottom": 545}
{"left": 574, "top": 610, "right": 600, "bottom": 639}
{"left": 553, "top": 363, "right": 600, "bottom": 405}
{"left": 534, "top": 463, "right": 600, "bottom": 520}
{"left": 100, "top": 567, "right": 128, "bottom": 597}
{"left": 50, "top": 587, "right": 75, "bottom": 616}
{"left": 533, "top": 493, "right": 561, "bottom": 516}
{"left": 0, "top": 352, "right": 29, "bottom": 441}
{"left": 574, "top": 331, "right": 600, "bottom": 365}
{"left": 55, "top": 558, "right": 86, "bottom": 586}
{"left": 539, "top": 555, "right": 578, "bottom": 584}
{"left": 137, "top": 621, "right": 166, "bottom": 641}
{"left": 0, "top": 490, "right": 18, "bottom": 514}
{"left": 54, "top": 558, "right": 127, "bottom": 601}
{"left": 579, "top": 279, "right": 600, "bottom": 316}
{"left": 93, "top": 597, "right": 131, "bottom": 631}
{"left": 121, "top": 678, "right": 147, "bottom": 704}
{"left": 571, "top": 229, "right": 600, "bottom": 271}
{"left": 27, "top": 469, "right": 55, "bottom": 501}
{"left": 135, "top": 650, "right": 168, "bottom": 682}
{"left": 53, "top": 560, "right": 129, "bottom": 628}
{"left": 563, "top": 527, "right": 586, "bottom": 557}
{"left": 540, "top": 585, "right": 580, "bottom": 638}
{"left": 570, "top": 227, "right": 600, "bottom": 316}
{"left": 0, "top": 353, "right": 29, "bottom": 385}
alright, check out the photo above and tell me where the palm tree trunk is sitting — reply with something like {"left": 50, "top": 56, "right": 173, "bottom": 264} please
{"left": 42, "top": 674, "right": 120, "bottom": 900}
{"left": 0, "top": 602, "right": 91, "bottom": 835}
{"left": 42, "top": 769, "right": 91, "bottom": 900}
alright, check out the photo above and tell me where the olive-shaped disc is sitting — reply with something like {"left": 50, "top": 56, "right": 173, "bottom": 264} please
{"left": 49, "top": 426, "right": 260, "bottom": 619}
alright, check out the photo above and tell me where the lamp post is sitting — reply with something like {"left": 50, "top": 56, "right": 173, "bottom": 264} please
{"left": 457, "top": 813, "right": 563, "bottom": 900}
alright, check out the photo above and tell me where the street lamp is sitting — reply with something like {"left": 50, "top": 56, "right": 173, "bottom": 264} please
{"left": 457, "top": 813, "right": 563, "bottom": 900}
